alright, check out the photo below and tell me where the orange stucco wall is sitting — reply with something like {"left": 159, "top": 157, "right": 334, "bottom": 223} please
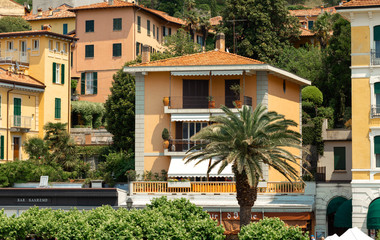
{"left": 267, "top": 74, "right": 301, "bottom": 181}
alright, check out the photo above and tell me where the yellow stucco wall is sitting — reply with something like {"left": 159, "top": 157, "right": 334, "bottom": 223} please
{"left": 29, "top": 18, "right": 75, "bottom": 35}
{"left": 351, "top": 26, "right": 370, "bottom": 66}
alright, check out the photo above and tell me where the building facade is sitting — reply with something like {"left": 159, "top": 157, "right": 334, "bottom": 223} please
{"left": 31, "top": 0, "right": 104, "bottom": 14}
{"left": 0, "top": 30, "right": 74, "bottom": 161}
{"left": 337, "top": 0, "right": 380, "bottom": 237}
{"left": 0, "top": 0, "right": 26, "bottom": 18}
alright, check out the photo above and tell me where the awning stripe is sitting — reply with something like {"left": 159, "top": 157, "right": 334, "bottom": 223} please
{"left": 171, "top": 113, "right": 210, "bottom": 122}
{"left": 170, "top": 71, "right": 243, "bottom": 76}
{"left": 212, "top": 70, "right": 243, "bottom": 76}
{"left": 171, "top": 71, "right": 210, "bottom": 76}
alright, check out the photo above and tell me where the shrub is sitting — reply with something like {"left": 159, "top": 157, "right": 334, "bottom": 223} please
{"left": 238, "top": 217, "right": 308, "bottom": 240}
{"left": 23, "top": 137, "right": 49, "bottom": 162}
{"left": 302, "top": 86, "right": 323, "bottom": 106}
{"left": 97, "top": 151, "right": 134, "bottom": 184}
{"left": 71, "top": 101, "right": 105, "bottom": 128}
{"left": 162, "top": 128, "right": 170, "bottom": 140}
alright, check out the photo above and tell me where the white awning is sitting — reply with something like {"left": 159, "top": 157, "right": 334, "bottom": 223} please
{"left": 211, "top": 70, "right": 243, "bottom": 76}
{"left": 171, "top": 71, "right": 210, "bottom": 76}
{"left": 171, "top": 113, "right": 210, "bottom": 122}
{"left": 168, "top": 157, "right": 234, "bottom": 177}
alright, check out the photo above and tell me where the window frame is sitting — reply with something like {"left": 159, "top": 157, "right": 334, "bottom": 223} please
{"left": 113, "top": 43, "right": 122, "bottom": 57}
{"left": 333, "top": 147, "right": 346, "bottom": 171}
{"left": 137, "top": 16, "right": 141, "bottom": 32}
{"left": 32, "top": 39, "right": 39, "bottom": 51}
{"left": 113, "top": 18, "right": 122, "bottom": 31}
{"left": 55, "top": 98, "right": 61, "bottom": 119}
{"left": 85, "top": 45, "right": 94, "bottom": 58}
{"left": 147, "top": 20, "right": 151, "bottom": 36}
{"left": 6, "top": 41, "right": 13, "bottom": 51}
{"left": 85, "top": 20, "right": 94, "bottom": 33}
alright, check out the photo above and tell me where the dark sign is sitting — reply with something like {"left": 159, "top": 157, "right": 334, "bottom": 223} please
{"left": 16, "top": 198, "right": 50, "bottom": 203}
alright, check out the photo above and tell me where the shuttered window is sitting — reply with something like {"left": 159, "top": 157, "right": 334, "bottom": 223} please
{"left": 147, "top": 20, "right": 150, "bottom": 36}
{"left": 85, "top": 20, "right": 94, "bottom": 32}
{"left": 113, "top": 43, "right": 122, "bottom": 57}
{"left": 61, "top": 64, "right": 65, "bottom": 84}
{"left": 85, "top": 45, "right": 94, "bottom": 58}
{"left": 113, "top": 18, "right": 122, "bottom": 31}
{"left": 375, "top": 136, "right": 380, "bottom": 167}
{"left": 14, "top": 98, "right": 21, "bottom": 127}
{"left": 0, "top": 135, "right": 4, "bottom": 160}
{"left": 55, "top": 98, "right": 61, "bottom": 119}
{"left": 137, "top": 16, "right": 141, "bottom": 32}
{"left": 334, "top": 147, "right": 346, "bottom": 170}
{"left": 81, "top": 72, "right": 97, "bottom": 95}
{"left": 63, "top": 23, "right": 68, "bottom": 34}
{"left": 153, "top": 24, "right": 155, "bottom": 37}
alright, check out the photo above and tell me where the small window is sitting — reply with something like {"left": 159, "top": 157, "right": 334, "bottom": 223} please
{"left": 137, "top": 16, "right": 141, "bottom": 32}
{"left": 85, "top": 20, "right": 94, "bottom": 32}
{"left": 169, "top": 27, "right": 172, "bottom": 36}
{"left": 7, "top": 41, "right": 13, "bottom": 51}
{"left": 63, "top": 43, "right": 67, "bottom": 53}
{"left": 375, "top": 136, "right": 380, "bottom": 167}
{"left": 55, "top": 64, "right": 61, "bottom": 84}
{"left": 85, "top": 45, "right": 94, "bottom": 58}
{"left": 32, "top": 40, "right": 39, "bottom": 50}
{"left": 56, "top": 42, "right": 60, "bottom": 52}
{"left": 136, "top": 42, "right": 140, "bottom": 56}
{"left": 162, "top": 26, "right": 166, "bottom": 37}
{"left": 308, "top": 21, "right": 314, "bottom": 30}
{"left": 157, "top": 27, "right": 159, "bottom": 41}
{"left": 113, "top": 43, "right": 122, "bottom": 57}
{"left": 113, "top": 18, "right": 122, "bottom": 31}
{"left": 196, "top": 35, "right": 203, "bottom": 46}
{"left": 52, "top": 62, "right": 64, "bottom": 84}
{"left": 147, "top": 20, "right": 150, "bottom": 36}
{"left": 81, "top": 72, "right": 98, "bottom": 95}
{"left": 63, "top": 23, "right": 68, "bottom": 34}
{"left": 55, "top": 98, "right": 61, "bottom": 119}
{"left": 153, "top": 24, "right": 155, "bottom": 37}
{"left": 49, "top": 40, "right": 53, "bottom": 50}
{"left": 283, "top": 80, "right": 286, "bottom": 93}
{"left": 334, "top": 147, "right": 346, "bottom": 170}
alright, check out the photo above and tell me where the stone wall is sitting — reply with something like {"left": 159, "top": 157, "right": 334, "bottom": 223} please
{"left": 70, "top": 128, "right": 113, "bottom": 145}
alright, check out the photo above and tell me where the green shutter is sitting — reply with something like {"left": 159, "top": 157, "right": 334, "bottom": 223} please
{"left": 85, "top": 45, "right": 94, "bottom": 58}
{"left": 375, "top": 136, "right": 380, "bottom": 154}
{"left": 375, "top": 26, "right": 380, "bottom": 41}
{"left": 137, "top": 16, "right": 141, "bottom": 32}
{"left": 147, "top": 20, "right": 150, "bottom": 35}
{"left": 1, "top": 135, "right": 4, "bottom": 160}
{"left": 14, "top": 98, "right": 21, "bottom": 127}
{"left": 334, "top": 147, "right": 346, "bottom": 170}
{"left": 81, "top": 72, "right": 85, "bottom": 95}
{"left": 375, "top": 83, "right": 380, "bottom": 94}
{"left": 61, "top": 64, "right": 65, "bottom": 84}
{"left": 63, "top": 24, "right": 68, "bottom": 34}
{"left": 93, "top": 72, "right": 97, "bottom": 94}
{"left": 55, "top": 98, "right": 61, "bottom": 119}
{"left": 52, "top": 62, "right": 56, "bottom": 83}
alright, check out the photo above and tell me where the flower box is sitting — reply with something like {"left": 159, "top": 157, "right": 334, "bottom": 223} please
{"left": 168, "top": 181, "right": 191, "bottom": 188}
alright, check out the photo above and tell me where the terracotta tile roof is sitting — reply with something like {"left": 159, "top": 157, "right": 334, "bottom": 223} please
{"left": 70, "top": 0, "right": 185, "bottom": 25}
{"left": 24, "top": 4, "right": 75, "bottom": 21}
{"left": 0, "top": 68, "right": 45, "bottom": 89}
{"left": 132, "top": 50, "right": 263, "bottom": 67}
{"left": 290, "top": 6, "right": 336, "bottom": 16}
{"left": 337, "top": 0, "right": 380, "bottom": 8}
{"left": 0, "top": 30, "right": 77, "bottom": 41}
{"left": 299, "top": 27, "right": 315, "bottom": 36}
{"left": 210, "top": 16, "right": 222, "bottom": 26}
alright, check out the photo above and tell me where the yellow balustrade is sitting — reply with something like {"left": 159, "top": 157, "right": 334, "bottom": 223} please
{"left": 132, "top": 182, "right": 305, "bottom": 194}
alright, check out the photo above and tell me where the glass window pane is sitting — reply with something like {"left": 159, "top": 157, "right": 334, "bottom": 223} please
{"left": 196, "top": 123, "right": 201, "bottom": 133}
{"left": 190, "top": 123, "right": 195, "bottom": 137}
{"left": 183, "top": 122, "right": 188, "bottom": 139}
{"left": 376, "top": 154, "right": 380, "bottom": 168}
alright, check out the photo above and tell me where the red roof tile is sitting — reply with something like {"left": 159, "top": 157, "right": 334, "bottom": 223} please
{"left": 132, "top": 50, "right": 263, "bottom": 67}
{"left": 337, "top": 0, "right": 380, "bottom": 8}
{"left": 290, "top": 6, "right": 336, "bottom": 16}
{"left": 0, "top": 68, "right": 45, "bottom": 89}
{"left": 24, "top": 4, "right": 75, "bottom": 21}
{"left": 210, "top": 16, "right": 222, "bottom": 26}
{"left": 299, "top": 27, "right": 315, "bottom": 36}
{"left": 0, "top": 30, "right": 77, "bottom": 41}
{"left": 70, "top": 0, "right": 185, "bottom": 25}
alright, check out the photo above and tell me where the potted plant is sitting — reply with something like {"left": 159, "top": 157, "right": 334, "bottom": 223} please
{"left": 230, "top": 84, "right": 242, "bottom": 108}
{"left": 162, "top": 128, "right": 170, "bottom": 149}
{"left": 163, "top": 97, "right": 170, "bottom": 106}
{"left": 207, "top": 96, "right": 215, "bottom": 108}
{"left": 168, "top": 178, "right": 191, "bottom": 188}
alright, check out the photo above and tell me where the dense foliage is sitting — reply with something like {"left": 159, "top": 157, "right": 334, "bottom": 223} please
{"left": 238, "top": 218, "right": 308, "bottom": 240}
{"left": 0, "top": 197, "right": 225, "bottom": 240}
{"left": 221, "top": 0, "right": 300, "bottom": 63}
{"left": 302, "top": 86, "right": 323, "bottom": 106}
{"left": 164, "top": 29, "right": 202, "bottom": 56}
{"left": 0, "top": 17, "right": 30, "bottom": 33}
{"left": 71, "top": 101, "right": 105, "bottom": 129}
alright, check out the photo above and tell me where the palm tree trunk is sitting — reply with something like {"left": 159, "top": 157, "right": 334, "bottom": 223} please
{"left": 235, "top": 170, "right": 257, "bottom": 227}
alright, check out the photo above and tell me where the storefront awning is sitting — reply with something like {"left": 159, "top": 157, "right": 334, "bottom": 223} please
{"left": 171, "top": 113, "right": 210, "bottom": 122}
{"left": 368, "top": 198, "right": 380, "bottom": 229}
{"left": 211, "top": 70, "right": 243, "bottom": 76}
{"left": 334, "top": 199, "right": 352, "bottom": 228}
{"left": 168, "top": 157, "right": 234, "bottom": 177}
{"left": 327, "top": 196, "right": 347, "bottom": 215}
{"left": 171, "top": 71, "right": 210, "bottom": 76}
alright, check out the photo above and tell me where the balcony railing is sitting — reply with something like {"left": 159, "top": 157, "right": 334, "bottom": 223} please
{"left": 132, "top": 181, "right": 305, "bottom": 194}
{"left": 0, "top": 50, "right": 29, "bottom": 65}
{"left": 9, "top": 115, "right": 32, "bottom": 129}
{"left": 371, "top": 49, "right": 380, "bottom": 65}
{"left": 168, "top": 96, "right": 252, "bottom": 109}
{"left": 168, "top": 139, "right": 204, "bottom": 152}
{"left": 371, "top": 105, "right": 380, "bottom": 118}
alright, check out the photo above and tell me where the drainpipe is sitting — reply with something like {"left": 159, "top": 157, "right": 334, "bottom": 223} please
{"left": 6, "top": 84, "right": 15, "bottom": 162}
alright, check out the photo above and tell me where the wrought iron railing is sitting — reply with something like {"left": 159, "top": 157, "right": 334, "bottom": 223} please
{"left": 371, "top": 105, "right": 380, "bottom": 118}
{"left": 168, "top": 139, "right": 204, "bottom": 152}
{"left": 371, "top": 49, "right": 380, "bottom": 65}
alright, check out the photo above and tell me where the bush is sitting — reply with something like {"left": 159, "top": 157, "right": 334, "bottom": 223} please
{"left": 23, "top": 137, "right": 49, "bottom": 162}
{"left": 302, "top": 86, "right": 323, "bottom": 106}
{"left": 238, "top": 217, "right": 308, "bottom": 240}
{"left": 0, "top": 197, "right": 225, "bottom": 240}
{"left": 71, "top": 101, "right": 105, "bottom": 128}
{"left": 97, "top": 151, "right": 134, "bottom": 185}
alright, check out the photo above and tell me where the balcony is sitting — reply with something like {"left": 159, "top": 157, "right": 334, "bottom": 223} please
{"left": 9, "top": 115, "right": 32, "bottom": 132}
{"left": 371, "top": 105, "right": 380, "bottom": 118}
{"left": 0, "top": 50, "right": 29, "bottom": 66}
{"left": 132, "top": 181, "right": 305, "bottom": 194}
{"left": 167, "top": 96, "right": 252, "bottom": 109}
{"left": 371, "top": 49, "right": 380, "bottom": 65}
{"left": 168, "top": 139, "right": 203, "bottom": 152}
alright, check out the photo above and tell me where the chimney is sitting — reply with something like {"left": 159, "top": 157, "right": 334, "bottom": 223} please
{"left": 108, "top": 0, "right": 114, "bottom": 5}
{"left": 215, "top": 33, "right": 225, "bottom": 52}
{"left": 37, "top": 8, "right": 42, "bottom": 16}
{"left": 42, "top": 24, "right": 51, "bottom": 31}
{"left": 48, "top": 7, "right": 53, "bottom": 16}
{"left": 142, "top": 44, "right": 150, "bottom": 63}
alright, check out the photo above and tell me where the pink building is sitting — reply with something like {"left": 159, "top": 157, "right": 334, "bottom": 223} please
{"left": 69, "top": 0, "right": 186, "bottom": 102}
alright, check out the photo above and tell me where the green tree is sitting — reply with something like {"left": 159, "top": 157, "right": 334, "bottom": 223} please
{"left": 157, "top": 0, "right": 184, "bottom": 16}
{"left": 185, "top": 105, "right": 303, "bottom": 227}
{"left": 323, "top": 0, "right": 341, "bottom": 7}
{"left": 0, "top": 16, "right": 30, "bottom": 33}
{"left": 222, "top": 0, "right": 300, "bottom": 63}
{"left": 23, "top": 137, "right": 49, "bottom": 163}
{"left": 164, "top": 28, "right": 201, "bottom": 56}
{"left": 313, "top": 12, "right": 335, "bottom": 49}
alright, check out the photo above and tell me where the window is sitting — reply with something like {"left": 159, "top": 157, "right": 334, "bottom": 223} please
{"left": 196, "top": 35, "right": 204, "bottom": 46}
{"left": 71, "top": 52, "right": 73, "bottom": 67}
{"left": 375, "top": 136, "right": 380, "bottom": 168}
{"left": 63, "top": 23, "right": 68, "bottom": 34}
{"left": 52, "top": 62, "right": 65, "bottom": 84}
{"left": 157, "top": 27, "right": 159, "bottom": 41}
{"left": 162, "top": 26, "right": 166, "bottom": 37}
{"left": 162, "top": 26, "right": 171, "bottom": 37}
{"left": 7, "top": 41, "right": 13, "bottom": 51}
{"left": 374, "top": 26, "right": 380, "bottom": 58}
{"left": 85, "top": 45, "right": 94, "bottom": 58}
{"left": 81, "top": 72, "right": 98, "bottom": 95}
{"left": 113, "top": 43, "right": 122, "bottom": 57}
{"left": 113, "top": 18, "right": 122, "bottom": 31}
{"left": 14, "top": 98, "right": 21, "bottom": 127}
{"left": 334, "top": 147, "right": 346, "bottom": 170}
{"left": 63, "top": 43, "right": 67, "bottom": 53}
{"left": 169, "top": 27, "right": 171, "bottom": 36}
{"left": 153, "top": 24, "right": 155, "bottom": 37}
{"left": 137, "top": 16, "right": 141, "bottom": 32}
{"left": 56, "top": 42, "right": 60, "bottom": 52}
{"left": 0, "top": 135, "right": 3, "bottom": 160}
{"left": 85, "top": 20, "right": 94, "bottom": 32}
{"left": 308, "top": 21, "right": 314, "bottom": 30}
{"left": 147, "top": 20, "right": 150, "bottom": 36}
{"left": 136, "top": 42, "right": 141, "bottom": 56}
{"left": 32, "top": 39, "right": 39, "bottom": 50}
{"left": 181, "top": 122, "right": 208, "bottom": 151}
{"left": 49, "top": 40, "right": 53, "bottom": 50}
{"left": 55, "top": 98, "right": 61, "bottom": 119}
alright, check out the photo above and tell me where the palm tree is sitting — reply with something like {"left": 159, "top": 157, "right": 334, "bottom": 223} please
{"left": 184, "top": 105, "right": 304, "bottom": 227}
{"left": 313, "top": 12, "right": 335, "bottom": 49}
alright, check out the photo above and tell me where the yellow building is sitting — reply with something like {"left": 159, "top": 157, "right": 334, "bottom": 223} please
{"left": 0, "top": 30, "right": 75, "bottom": 161}
{"left": 23, "top": 4, "right": 75, "bottom": 35}
{"left": 337, "top": 0, "right": 380, "bottom": 237}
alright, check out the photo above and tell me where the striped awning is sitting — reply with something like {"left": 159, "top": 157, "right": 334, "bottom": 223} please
{"left": 171, "top": 113, "right": 210, "bottom": 122}
{"left": 168, "top": 157, "right": 234, "bottom": 177}
{"left": 171, "top": 70, "right": 243, "bottom": 76}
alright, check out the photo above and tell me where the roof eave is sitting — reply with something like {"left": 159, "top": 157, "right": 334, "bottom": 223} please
{"left": 26, "top": 16, "right": 75, "bottom": 21}
{"left": 124, "top": 64, "right": 311, "bottom": 86}
{"left": 336, "top": 5, "right": 380, "bottom": 11}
